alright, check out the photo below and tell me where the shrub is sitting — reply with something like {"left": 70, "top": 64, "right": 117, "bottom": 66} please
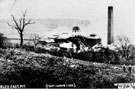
{"left": 0, "top": 48, "right": 6, "bottom": 57}
{"left": 22, "top": 45, "right": 35, "bottom": 51}
{"left": 0, "top": 33, "right": 7, "bottom": 48}
{"left": 71, "top": 48, "right": 120, "bottom": 64}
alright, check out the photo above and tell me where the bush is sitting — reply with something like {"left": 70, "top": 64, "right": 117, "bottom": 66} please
{"left": 71, "top": 48, "right": 120, "bottom": 64}
{"left": 0, "top": 48, "right": 6, "bottom": 57}
{"left": 113, "top": 74, "right": 135, "bottom": 83}
{"left": 0, "top": 33, "right": 7, "bottom": 48}
{"left": 22, "top": 45, "right": 35, "bottom": 51}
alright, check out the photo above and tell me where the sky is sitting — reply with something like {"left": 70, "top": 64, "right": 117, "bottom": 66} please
{"left": 0, "top": 0, "right": 134, "bottom": 45}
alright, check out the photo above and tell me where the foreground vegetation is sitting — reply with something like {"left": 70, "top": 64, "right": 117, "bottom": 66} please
{"left": 1, "top": 32, "right": 135, "bottom": 88}
{"left": 0, "top": 48, "right": 135, "bottom": 88}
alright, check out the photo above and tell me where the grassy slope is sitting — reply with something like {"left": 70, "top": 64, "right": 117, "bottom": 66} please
{"left": 0, "top": 48, "right": 135, "bottom": 88}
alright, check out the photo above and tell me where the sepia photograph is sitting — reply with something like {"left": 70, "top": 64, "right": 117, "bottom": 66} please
{"left": 0, "top": 0, "right": 135, "bottom": 88}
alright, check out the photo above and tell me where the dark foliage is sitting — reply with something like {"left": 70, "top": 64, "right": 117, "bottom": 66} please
{"left": 0, "top": 33, "right": 7, "bottom": 48}
{"left": 22, "top": 44, "right": 120, "bottom": 64}
{"left": 22, "top": 45, "right": 35, "bottom": 51}
{"left": 70, "top": 48, "right": 120, "bottom": 64}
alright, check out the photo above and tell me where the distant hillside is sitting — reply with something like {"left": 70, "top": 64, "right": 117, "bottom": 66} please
{"left": 0, "top": 19, "right": 90, "bottom": 38}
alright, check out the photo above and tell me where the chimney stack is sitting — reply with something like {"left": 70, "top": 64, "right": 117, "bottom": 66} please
{"left": 107, "top": 6, "right": 113, "bottom": 44}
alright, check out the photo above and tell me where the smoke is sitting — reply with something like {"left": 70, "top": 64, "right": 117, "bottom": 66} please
{"left": 11, "top": 0, "right": 17, "bottom": 9}
{"left": 0, "top": 0, "right": 4, "bottom": 4}
{"left": 0, "top": 0, "right": 17, "bottom": 9}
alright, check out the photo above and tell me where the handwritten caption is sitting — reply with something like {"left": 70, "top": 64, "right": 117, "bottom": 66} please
{"left": 0, "top": 85, "right": 25, "bottom": 89}
{"left": 46, "top": 84, "right": 76, "bottom": 88}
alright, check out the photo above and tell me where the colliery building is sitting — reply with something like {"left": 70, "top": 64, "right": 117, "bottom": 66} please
{"left": 54, "top": 32, "right": 101, "bottom": 48}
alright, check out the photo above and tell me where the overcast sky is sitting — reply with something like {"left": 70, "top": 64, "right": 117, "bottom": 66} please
{"left": 0, "top": 0, "right": 134, "bottom": 45}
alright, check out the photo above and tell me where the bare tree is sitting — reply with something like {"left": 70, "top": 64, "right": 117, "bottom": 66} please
{"left": 114, "top": 36, "right": 135, "bottom": 61}
{"left": 8, "top": 10, "right": 35, "bottom": 47}
{"left": 30, "top": 33, "right": 41, "bottom": 47}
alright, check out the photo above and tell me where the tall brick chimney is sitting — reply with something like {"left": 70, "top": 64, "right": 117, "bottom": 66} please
{"left": 107, "top": 6, "right": 113, "bottom": 44}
